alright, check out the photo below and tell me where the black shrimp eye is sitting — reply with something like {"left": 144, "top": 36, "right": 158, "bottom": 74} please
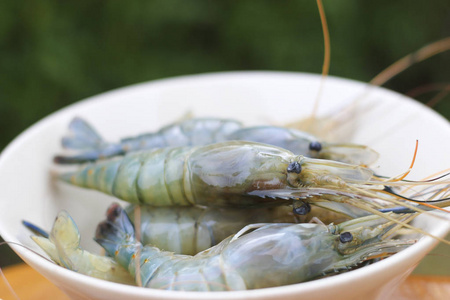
{"left": 309, "top": 141, "right": 322, "bottom": 152}
{"left": 339, "top": 232, "right": 353, "bottom": 243}
{"left": 287, "top": 161, "right": 302, "bottom": 174}
{"left": 293, "top": 202, "right": 311, "bottom": 215}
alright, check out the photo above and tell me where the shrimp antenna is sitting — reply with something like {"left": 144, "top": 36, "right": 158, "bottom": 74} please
{"left": 358, "top": 183, "right": 450, "bottom": 215}
{"left": 370, "top": 37, "right": 450, "bottom": 86}
{"left": 379, "top": 189, "right": 450, "bottom": 213}
{"left": 382, "top": 186, "right": 450, "bottom": 204}
{"left": 0, "top": 241, "right": 60, "bottom": 300}
{"left": 425, "top": 86, "right": 450, "bottom": 108}
{"left": 313, "top": 38, "right": 450, "bottom": 138}
{"left": 317, "top": 0, "right": 330, "bottom": 79}
{"left": 387, "top": 140, "right": 419, "bottom": 182}
{"left": 382, "top": 214, "right": 418, "bottom": 240}
{"left": 406, "top": 83, "right": 450, "bottom": 108}
{"left": 340, "top": 198, "right": 450, "bottom": 246}
{"left": 303, "top": 0, "right": 330, "bottom": 132}
{"left": 376, "top": 172, "right": 450, "bottom": 183}
{"left": 310, "top": 0, "right": 330, "bottom": 121}
{"left": 22, "top": 220, "right": 49, "bottom": 239}
{"left": 0, "top": 266, "right": 20, "bottom": 300}
{"left": 0, "top": 241, "right": 57, "bottom": 264}
{"left": 338, "top": 183, "right": 450, "bottom": 222}
{"left": 406, "top": 83, "right": 450, "bottom": 98}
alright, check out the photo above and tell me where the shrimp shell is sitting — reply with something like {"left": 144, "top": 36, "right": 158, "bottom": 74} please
{"left": 28, "top": 211, "right": 135, "bottom": 285}
{"left": 59, "top": 141, "right": 376, "bottom": 210}
{"left": 95, "top": 204, "right": 415, "bottom": 291}
{"left": 126, "top": 205, "right": 301, "bottom": 255}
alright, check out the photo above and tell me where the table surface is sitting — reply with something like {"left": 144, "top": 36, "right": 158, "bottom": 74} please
{"left": 1, "top": 264, "right": 450, "bottom": 300}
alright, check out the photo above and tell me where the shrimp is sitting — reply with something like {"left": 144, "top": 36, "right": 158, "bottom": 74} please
{"left": 126, "top": 205, "right": 303, "bottom": 255}
{"left": 25, "top": 210, "right": 135, "bottom": 285}
{"left": 58, "top": 141, "right": 445, "bottom": 219}
{"left": 54, "top": 117, "right": 378, "bottom": 165}
{"left": 55, "top": 117, "right": 243, "bottom": 164}
{"left": 95, "top": 203, "right": 416, "bottom": 291}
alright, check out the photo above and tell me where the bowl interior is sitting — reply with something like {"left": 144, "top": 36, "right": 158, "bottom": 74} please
{"left": 0, "top": 72, "right": 449, "bottom": 300}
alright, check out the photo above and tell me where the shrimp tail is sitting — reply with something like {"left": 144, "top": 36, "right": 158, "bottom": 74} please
{"left": 30, "top": 236, "right": 60, "bottom": 263}
{"left": 26, "top": 211, "right": 80, "bottom": 270}
{"left": 26, "top": 210, "right": 137, "bottom": 284}
{"left": 22, "top": 219, "right": 60, "bottom": 265}
{"left": 58, "top": 158, "right": 123, "bottom": 198}
{"left": 54, "top": 117, "right": 123, "bottom": 164}
{"left": 62, "top": 117, "right": 104, "bottom": 150}
{"left": 22, "top": 220, "right": 49, "bottom": 238}
{"left": 94, "top": 203, "right": 136, "bottom": 255}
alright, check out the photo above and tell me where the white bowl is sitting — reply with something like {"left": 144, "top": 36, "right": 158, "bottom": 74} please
{"left": 0, "top": 72, "right": 449, "bottom": 300}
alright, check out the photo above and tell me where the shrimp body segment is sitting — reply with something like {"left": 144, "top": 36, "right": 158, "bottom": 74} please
{"left": 127, "top": 205, "right": 300, "bottom": 255}
{"left": 95, "top": 204, "right": 415, "bottom": 291}
{"left": 60, "top": 141, "right": 375, "bottom": 208}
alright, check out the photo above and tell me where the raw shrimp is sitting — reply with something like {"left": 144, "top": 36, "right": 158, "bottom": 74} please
{"left": 95, "top": 203, "right": 415, "bottom": 291}
{"left": 58, "top": 141, "right": 443, "bottom": 219}
{"left": 54, "top": 117, "right": 378, "bottom": 165}
{"left": 58, "top": 141, "right": 372, "bottom": 206}
{"left": 25, "top": 211, "right": 135, "bottom": 285}
{"left": 55, "top": 117, "right": 242, "bottom": 164}
{"left": 23, "top": 204, "right": 351, "bottom": 279}
{"left": 126, "top": 205, "right": 302, "bottom": 255}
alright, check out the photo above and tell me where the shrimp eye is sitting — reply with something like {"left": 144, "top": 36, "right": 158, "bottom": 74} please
{"left": 339, "top": 232, "right": 353, "bottom": 243}
{"left": 287, "top": 161, "right": 302, "bottom": 174}
{"left": 309, "top": 141, "right": 322, "bottom": 152}
{"left": 293, "top": 202, "right": 311, "bottom": 215}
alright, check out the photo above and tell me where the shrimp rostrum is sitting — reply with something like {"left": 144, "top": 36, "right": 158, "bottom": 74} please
{"left": 59, "top": 141, "right": 446, "bottom": 219}
{"left": 95, "top": 203, "right": 415, "bottom": 291}
{"left": 55, "top": 117, "right": 378, "bottom": 165}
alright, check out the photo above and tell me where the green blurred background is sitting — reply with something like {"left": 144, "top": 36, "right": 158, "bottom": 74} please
{"left": 0, "top": 0, "right": 449, "bottom": 275}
